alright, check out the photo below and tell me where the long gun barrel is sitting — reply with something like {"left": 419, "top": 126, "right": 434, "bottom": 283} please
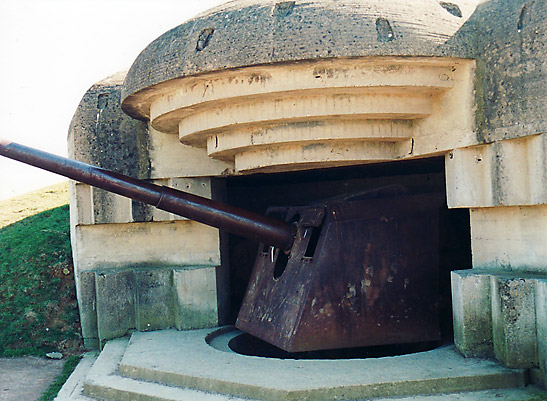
{"left": 0, "top": 138, "right": 295, "bottom": 250}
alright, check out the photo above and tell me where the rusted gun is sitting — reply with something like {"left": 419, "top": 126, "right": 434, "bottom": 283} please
{"left": 0, "top": 138, "right": 443, "bottom": 352}
{"left": 0, "top": 138, "right": 294, "bottom": 250}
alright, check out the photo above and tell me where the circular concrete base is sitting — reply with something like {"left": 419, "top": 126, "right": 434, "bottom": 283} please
{"left": 207, "top": 326, "right": 439, "bottom": 360}
{"left": 115, "top": 328, "right": 526, "bottom": 401}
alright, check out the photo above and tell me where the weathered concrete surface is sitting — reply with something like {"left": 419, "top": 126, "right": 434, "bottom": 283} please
{"left": 73, "top": 267, "right": 222, "bottom": 348}
{"left": 53, "top": 331, "right": 545, "bottom": 400}
{"left": 68, "top": 71, "right": 151, "bottom": 225}
{"left": 116, "top": 329, "right": 526, "bottom": 401}
{"left": 492, "top": 276, "right": 538, "bottom": 368}
{"left": 451, "top": 269, "right": 546, "bottom": 378}
{"left": 77, "top": 270, "right": 98, "bottom": 350}
{"left": 136, "top": 269, "right": 174, "bottom": 331}
{"left": 122, "top": 0, "right": 546, "bottom": 146}
{"left": 535, "top": 279, "right": 547, "bottom": 387}
{"left": 446, "top": 134, "right": 547, "bottom": 208}
{"left": 68, "top": 71, "right": 149, "bottom": 179}
{"left": 173, "top": 267, "right": 219, "bottom": 330}
{"left": 469, "top": 205, "right": 547, "bottom": 272}
{"left": 0, "top": 356, "right": 63, "bottom": 401}
{"left": 463, "top": 0, "right": 547, "bottom": 143}
{"left": 95, "top": 270, "right": 137, "bottom": 344}
{"left": 451, "top": 270, "right": 493, "bottom": 358}
{"left": 121, "top": 0, "right": 481, "bottom": 116}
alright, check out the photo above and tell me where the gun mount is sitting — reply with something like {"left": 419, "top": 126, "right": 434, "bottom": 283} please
{"left": 1, "top": 138, "right": 444, "bottom": 353}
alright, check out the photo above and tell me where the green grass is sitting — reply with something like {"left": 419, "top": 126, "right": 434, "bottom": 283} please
{"left": 38, "top": 354, "right": 82, "bottom": 401}
{"left": 0, "top": 204, "right": 82, "bottom": 357}
{"left": 0, "top": 181, "right": 69, "bottom": 228}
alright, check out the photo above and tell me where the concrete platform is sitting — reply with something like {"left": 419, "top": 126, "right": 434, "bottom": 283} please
{"left": 56, "top": 328, "right": 546, "bottom": 401}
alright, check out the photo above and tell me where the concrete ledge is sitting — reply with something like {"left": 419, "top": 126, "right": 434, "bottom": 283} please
{"left": 375, "top": 387, "right": 547, "bottom": 401}
{"left": 74, "top": 221, "right": 220, "bottom": 270}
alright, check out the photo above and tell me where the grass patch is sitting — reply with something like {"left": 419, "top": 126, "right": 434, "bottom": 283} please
{"left": 0, "top": 203, "right": 82, "bottom": 357}
{"left": 0, "top": 181, "right": 69, "bottom": 228}
{"left": 38, "top": 355, "right": 82, "bottom": 401}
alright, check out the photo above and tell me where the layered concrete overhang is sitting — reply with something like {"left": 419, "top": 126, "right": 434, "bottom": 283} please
{"left": 120, "top": 0, "right": 482, "bottom": 174}
{"left": 121, "top": 0, "right": 480, "bottom": 108}
{"left": 123, "top": 57, "right": 475, "bottom": 173}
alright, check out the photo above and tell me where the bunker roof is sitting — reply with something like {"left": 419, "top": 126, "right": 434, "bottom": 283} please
{"left": 121, "top": 0, "right": 480, "bottom": 119}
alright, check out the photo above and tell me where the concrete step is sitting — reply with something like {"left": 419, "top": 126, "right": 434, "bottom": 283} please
{"left": 56, "top": 328, "right": 546, "bottom": 401}
{"left": 64, "top": 338, "right": 244, "bottom": 401}
{"left": 54, "top": 352, "right": 99, "bottom": 401}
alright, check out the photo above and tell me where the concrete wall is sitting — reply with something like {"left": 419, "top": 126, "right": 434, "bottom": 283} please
{"left": 463, "top": 0, "right": 547, "bottom": 144}
{"left": 68, "top": 72, "right": 230, "bottom": 348}
{"left": 445, "top": 1, "right": 546, "bottom": 385}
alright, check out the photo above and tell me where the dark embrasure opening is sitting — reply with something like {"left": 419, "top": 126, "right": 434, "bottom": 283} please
{"left": 222, "top": 157, "right": 472, "bottom": 358}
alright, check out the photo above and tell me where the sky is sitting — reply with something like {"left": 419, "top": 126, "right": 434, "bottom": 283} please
{"left": 0, "top": 0, "right": 226, "bottom": 200}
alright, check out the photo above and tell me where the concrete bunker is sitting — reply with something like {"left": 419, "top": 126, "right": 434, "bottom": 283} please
{"left": 58, "top": 0, "right": 547, "bottom": 398}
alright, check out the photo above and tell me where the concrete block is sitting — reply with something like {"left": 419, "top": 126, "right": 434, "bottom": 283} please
{"left": 74, "top": 220, "right": 221, "bottom": 270}
{"left": 148, "top": 126, "right": 231, "bottom": 179}
{"left": 413, "top": 59, "right": 477, "bottom": 157}
{"left": 173, "top": 267, "right": 218, "bottom": 330}
{"left": 91, "top": 188, "right": 132, "bottom": 225}
{"left": 446, "top": 134, "right": 547, "bottom": 208}
{"left": 95, "top": 270, "right": 136, "bottom": 344}
{"left": 469, "top": 205, "right": 547, "bottom": 273}
{"left": 536, "top": 279, "right": 547, "bottom": 388}
{"left": 135, "top": 269, "right": 174, "bottom": 331}
{"left": 451, "top": 270, "right": 493, "bottom": 358}
{"left": 147, "top": 177, "right": 215, "bottom": 222}
{"left": 445, "top": 145, "right": 494, "bottom": 208}
{"left": 77, "top": 271, "right": 99, "bottom": 350}
{"left": 72, "top": 183, "right": 93, "bottom": 226}
{"left": 492, "top": 276, "right": 538, "bottom": 368}
{"left": 169, "top": 177, "right": 212, "bottom": 198}
{"left": 131, "top": 200, "right": 153, "bottom": 223}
